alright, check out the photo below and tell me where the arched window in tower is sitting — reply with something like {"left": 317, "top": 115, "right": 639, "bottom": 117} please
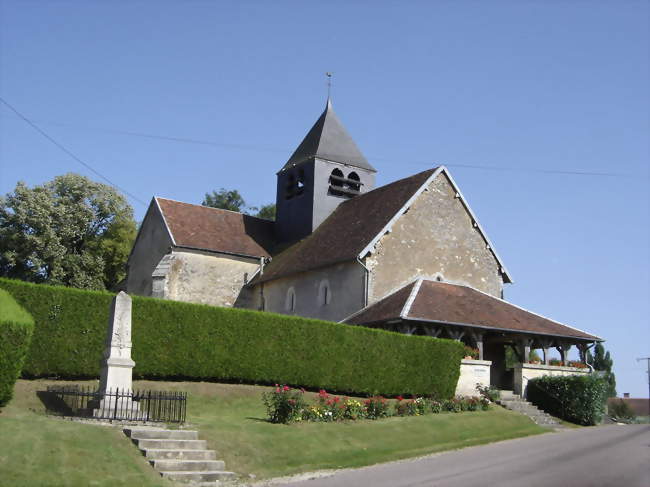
{"left": 285, "top": 287, "right": 296, "bottom": 312}
{"left": 329, "top": 168, "right": 344, "bottom": 188}
{"left": 347, "top": 172, "right": 361, "bottom": 192}
{"left": 285, "top": 172, "right": 296, "bottom": 200}
{"left": 296, "top": 169, "right": 305, "bottom": 196}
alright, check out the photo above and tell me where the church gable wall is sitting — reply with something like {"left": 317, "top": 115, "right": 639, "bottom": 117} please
{"left": 366, "top": 172, "right": 503, "bottom": 302}
{"left": 164, "top": 250, "right": 259, "bottom": 308}
{"left": 126, "top": 202, "right": 173, "bottom": 297}
{"left": 254, "top": 261, "right": 366, "bottom": 322}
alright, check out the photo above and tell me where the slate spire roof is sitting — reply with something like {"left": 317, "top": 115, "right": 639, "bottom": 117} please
{"left": 280, "top": 99, "right": 376, "bottom": 173}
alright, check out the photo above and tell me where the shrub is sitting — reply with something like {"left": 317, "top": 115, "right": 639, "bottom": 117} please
{"left": 463, "top": 345, "right": 479, "bottom": 359}
{"left": 476, "top": 383, "right": 500, "bottom": 402}
{"left": 0, "top": 289, "right": 35, "bottom": 406}
{"left": 430, "top": 400, "right": 443, "bottom": 413}
{"left": 608, "top": 399, "right": 636, "bottom": 422}
{"left": 527, "top": 374, "right": 607, "bottom": 426}
{"left": 364, "top": 396, "right": 390, "bottom": 420}
{"left": 0, "top": 278, "right": 464, "bottom": 397}
{"left": 262, "top": 385, "right": 306, "bottom": 423}
{"left": 394, "top": 398, "right": 418, "bottom": 416}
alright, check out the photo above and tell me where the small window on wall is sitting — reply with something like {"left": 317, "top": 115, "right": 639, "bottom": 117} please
{"left": 285, "top": 287, "right": 296, "bottom": 312}
{"left": 318, "top": 280, "right": 331, "bottom": 306}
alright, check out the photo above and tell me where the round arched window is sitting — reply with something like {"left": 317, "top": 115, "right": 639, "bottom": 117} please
{"left": 347, "top": 172, "right": 361, "bottom": 192}
{"left": 318, "top": 280, "right": 331, "bottom": 306}
{"left": 329, "top": 168, "right": 344, "bottom": 188}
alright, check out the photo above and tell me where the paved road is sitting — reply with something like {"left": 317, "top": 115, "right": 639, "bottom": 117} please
{"left": 277, "top": 425, "right": 649, "bottom": 487}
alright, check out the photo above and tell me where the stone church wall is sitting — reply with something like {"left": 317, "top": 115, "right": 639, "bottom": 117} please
{"left": 162, "top": 250, "right": 259, "bottom": 308}
{"left": 253, "top": 261, "right": 366, "bottom": 322}
{"left": 126, "top": 202, "right": 173, "bottom": 297}
{"left": 366, "top": 172, "right": 503, "bottom": 302}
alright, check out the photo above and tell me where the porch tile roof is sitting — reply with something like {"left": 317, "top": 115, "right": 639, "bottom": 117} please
{"left": 344, "top": 278, "right": 600, "bottom": 341}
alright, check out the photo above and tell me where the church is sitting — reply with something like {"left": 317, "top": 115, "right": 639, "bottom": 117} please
{"left": 125, "top": 99, "right": 600, "bottom": 394}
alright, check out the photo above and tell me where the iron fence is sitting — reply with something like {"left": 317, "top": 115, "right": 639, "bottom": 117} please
{"left": 43, "top": 385, "right": 187, "bottom": 423}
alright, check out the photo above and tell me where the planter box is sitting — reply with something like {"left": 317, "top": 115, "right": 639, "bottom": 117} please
{"left": 456, "top": 359, "right": 492, "bottom": 397}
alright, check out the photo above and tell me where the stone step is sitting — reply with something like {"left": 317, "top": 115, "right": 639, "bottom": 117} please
{"left": 134, "top": 439, "right": 208, "bottom": 450}
{"left": 125, "top": 428, "right": 199, "bottom": 440}
{"left": 151, "top": 459, "right": 225, "bottom": 472}
{"left": 159, "top": 470, "right": 236, "bottom": 483}
{"left": 144, "top": 449, "right": 217, "bottom": 461}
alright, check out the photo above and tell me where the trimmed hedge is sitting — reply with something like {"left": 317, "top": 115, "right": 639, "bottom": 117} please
{"left": 0, "top": 288, "right": 34, "bottom": 406}
{"left": 0, "top": 278, "right": 464, "bottom": 398}
{"left": 527, "top": 374, "right": 607, "bottom": 426}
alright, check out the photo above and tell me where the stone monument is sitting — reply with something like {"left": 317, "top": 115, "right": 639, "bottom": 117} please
{"left": 95, "top": 291, "right": 141, "bottom": 419}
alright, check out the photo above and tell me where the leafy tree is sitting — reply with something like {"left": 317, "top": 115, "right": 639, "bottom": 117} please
{"left": 587, "top": 343, "right": 617, "bottom": 398}
{"left": 202, "top": 188, "right": 275, "bottom": 221}
{"left": 202, "top": 188, "right": 247, "bottom": 212}
{"left": 255, "top": 203, "right": 276, "bottom": 221}
{"left": 0, "top": 173, "right": 136, "bottom": 290}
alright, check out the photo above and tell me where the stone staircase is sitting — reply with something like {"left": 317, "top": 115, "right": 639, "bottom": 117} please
{"left": 497, "top": 390, "right": 563, "bottom": 429}
{"left": 124, "top": 427, "right": 236, "bottom": 485}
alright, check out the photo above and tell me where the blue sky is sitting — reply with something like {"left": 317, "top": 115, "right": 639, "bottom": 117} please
{"left": 1, "top": 1, "right": 648, "bottom": 397}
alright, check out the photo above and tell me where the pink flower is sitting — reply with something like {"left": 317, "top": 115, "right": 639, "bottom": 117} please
{"left": 283, "top": 385, "right": 290, "bottom": 392}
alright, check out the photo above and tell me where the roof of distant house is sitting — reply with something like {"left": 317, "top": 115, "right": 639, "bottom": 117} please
{"left": 155, "top": 197, "right": 275, "bottom": 259}
{"left": 344, "top": 278, "right": 600, "bottom": 341}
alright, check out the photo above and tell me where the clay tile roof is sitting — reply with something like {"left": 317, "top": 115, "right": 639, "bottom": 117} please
{"left": 345, "top": 279, "right": 600, "bottom": 341}
{"left": 256, "top": 168, "right": 437, "bottom": 283}
{"left": 156, "top": 198, "right": 275, "bottom": 258}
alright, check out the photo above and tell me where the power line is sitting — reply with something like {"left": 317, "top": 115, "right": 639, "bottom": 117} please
{"left": 0, "top": 97, "right": 148, "bottom": 207}
{"left": 2, "top": 112, "right": 632, "bottom": 179}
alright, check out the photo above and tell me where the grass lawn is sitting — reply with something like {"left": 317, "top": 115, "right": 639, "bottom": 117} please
{"left": 1, "top": 380, "right": 548, "bottom": 485}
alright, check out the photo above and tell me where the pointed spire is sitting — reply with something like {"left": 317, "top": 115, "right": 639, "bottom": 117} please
{"left": 280, "top": 100, "right": 376, "bottom": 173}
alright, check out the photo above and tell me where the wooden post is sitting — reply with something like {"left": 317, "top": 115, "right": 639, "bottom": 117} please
{"left": 468, "top": 330, "right": 485, "bottom": 360}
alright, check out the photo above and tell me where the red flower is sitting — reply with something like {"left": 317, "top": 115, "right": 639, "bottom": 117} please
{"left": 283, "top": 385, "right": 290, "bottom": 392}
{"left": 334, "top": 397, "right": 340, "bottom": 403}
{"left": 396, "top": 395, "right": 403, "bottom": 402}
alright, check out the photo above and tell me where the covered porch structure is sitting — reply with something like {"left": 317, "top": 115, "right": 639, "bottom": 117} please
{"left": 344, "top": 278, "right": 601, "bottom": 396}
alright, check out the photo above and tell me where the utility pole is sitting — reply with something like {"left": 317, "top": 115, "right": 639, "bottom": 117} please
{"left": 637, "top": 357, "right": 650, "bottom": 417}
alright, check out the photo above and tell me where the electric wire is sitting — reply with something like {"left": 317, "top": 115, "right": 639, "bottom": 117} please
{"left": 0, "top": 97, "right": 148, "bottom": 207}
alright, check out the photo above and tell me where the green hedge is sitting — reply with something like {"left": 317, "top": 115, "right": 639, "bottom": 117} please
{"left": 0, "top": 278, "right": 464, "bottom": 398}
{"left": 527, "top": 374, "right": 607, "bottom": 426}
{"left": 0, "top": 288, "right": 35, "bottom": 406}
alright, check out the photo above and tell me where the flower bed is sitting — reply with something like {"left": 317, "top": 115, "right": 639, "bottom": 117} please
{"left": 262, "top": 385, "right": 490, "bottom": 424}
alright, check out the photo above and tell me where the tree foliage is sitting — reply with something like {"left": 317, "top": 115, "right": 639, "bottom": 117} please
{"left": 0, "top": 173, "right": 136, "bottom": 290}
{"left": 202, "top": 188, "right": 247, "bottom": 212}
{"left": 255, "top": 203, "right": 276, "bottom": 221}
{"left": 202, "top": 188, "right": 275, "bottom": 221}
{"left": 587, "top": 343, "right": 617, "bottom": 398}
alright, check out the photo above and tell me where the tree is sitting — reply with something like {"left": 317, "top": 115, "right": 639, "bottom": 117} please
{"left": 202, "top": 188, "right": 275, "bottom": 221}
{"left": 0, "top": 173, "right": 136, "bottom": 290}
{"left": 202, "top": 188, "right": 247, "bottom": 212}
{"left": 255, "top": 203, "right": 276, "bottom": 221}
{"left": 587, "top": 343, "right": 617, "bottom": 398}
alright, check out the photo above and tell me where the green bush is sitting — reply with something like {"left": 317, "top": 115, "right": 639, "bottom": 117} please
{"left": 0, "top": 289, "right": 34, "bottom": 406}
{"left": 0, "top": 278, "right": 464, "bottom": 397}
{"left": 527, "top": 374, "right": 607, "bottom": 426}
{"left": 608, "top": 399, "right": 636, "bottom": 422}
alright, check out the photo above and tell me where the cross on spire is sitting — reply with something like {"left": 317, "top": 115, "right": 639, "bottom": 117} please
{"left": 326, "top": 72, "right": 332, "bottom": 100}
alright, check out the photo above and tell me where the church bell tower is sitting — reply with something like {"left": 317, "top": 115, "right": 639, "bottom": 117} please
{"left": 275, "top": 99, "right": 376, "bottom": 243}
